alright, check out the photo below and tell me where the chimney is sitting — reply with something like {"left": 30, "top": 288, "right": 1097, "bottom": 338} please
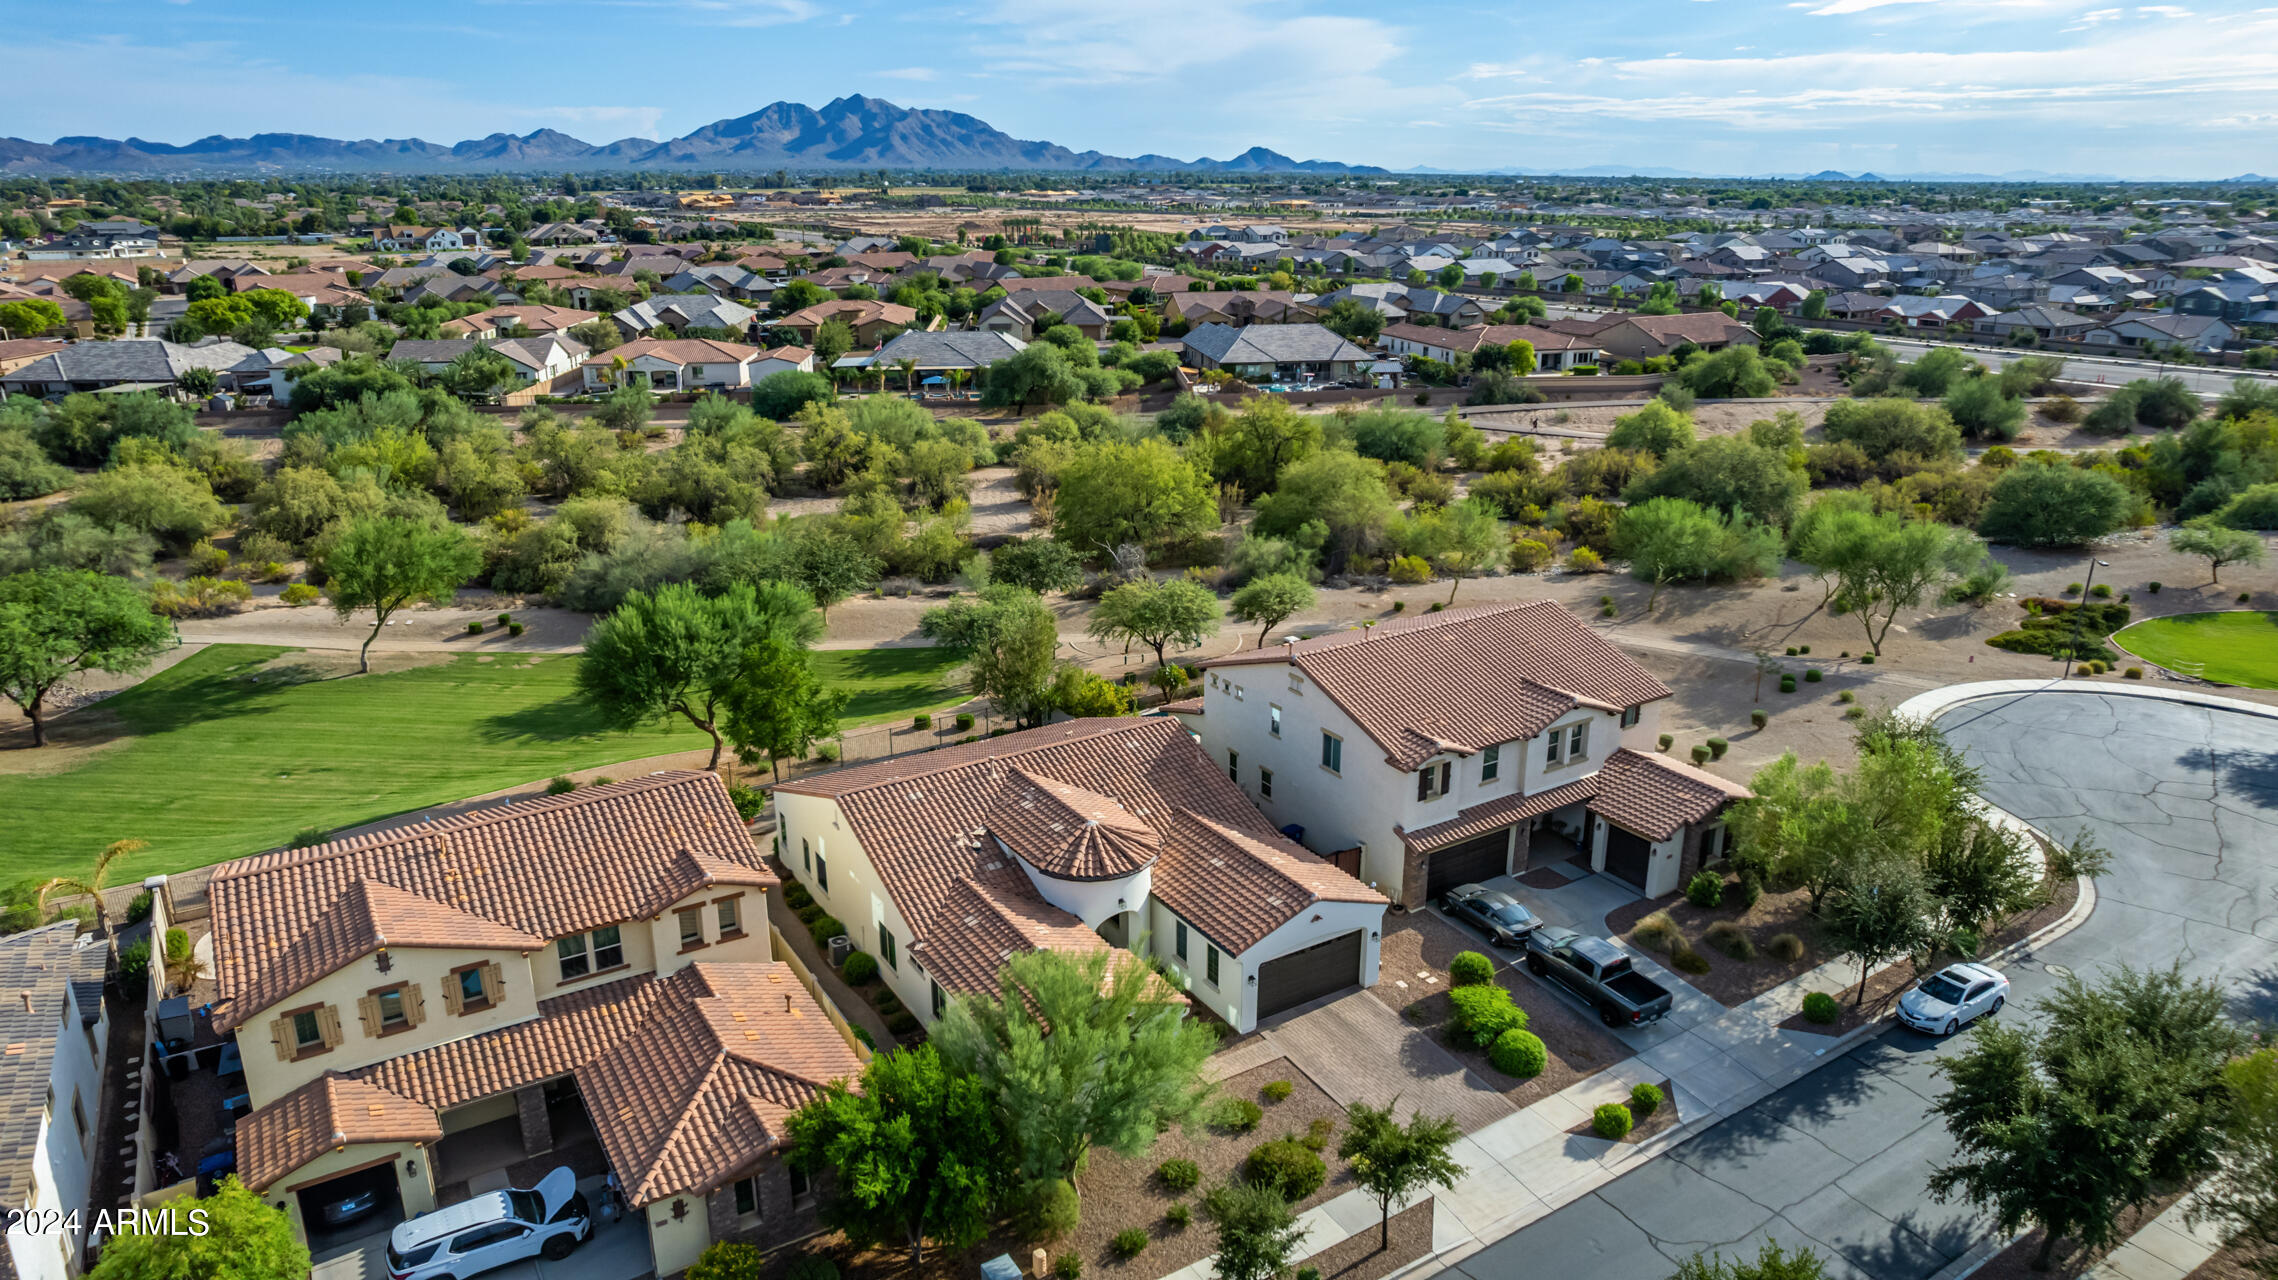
{"left": 1283, "top": 638, "right": 1295, "bottom": 659}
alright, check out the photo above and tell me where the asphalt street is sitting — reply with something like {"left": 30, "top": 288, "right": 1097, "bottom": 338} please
{"left": 1430, "top": 691, "right": 2278, "bottom": 1280}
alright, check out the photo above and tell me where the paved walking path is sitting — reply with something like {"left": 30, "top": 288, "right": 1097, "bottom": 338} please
{"left": 1159, "top": 860, "right": 2097, "bottom": 1280}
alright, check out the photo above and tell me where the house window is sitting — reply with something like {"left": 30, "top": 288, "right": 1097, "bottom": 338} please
{"left": 292, "top": 1009, "right": 324, "bottom": 1052}
{"left": 1205, "top": 945, "right": 1220, "bottom": 987}
{"left": 1620, "top": 706, "right": 1642, "bottom": 729}
{"left": 1258, "top": 767, "right": 1273, "bottom": 799}
{"left": 678, "top": 908, "right": 705, "bottom": 951}
{"left": 1320, "top": 732, "right": 1342, "bottom": 774}
{"left": 931, "top": 981, "right": 945, "bottom": 1018}
{"left": 816, "top": 851, "right": 829, "bottom": 892}
{"left": 880, "top": 925, "right": 899, "bottom": 972}
{"left": 1269, "top": 704, "right": 1282, "bottom": 737}
{"left": 452, "top": 964, "right": 492, "bottom": 1014}
{"left": 556, "top": 925, "right": 625, "bottom": 982}
{"left": 71, "top": 1090, "right": 87, "bottom": 1147}
{"left": 716, "top": 896, "right": 742, "bottom": 938}
{"left": 1417, "top": 761, "right": 1452, "bottom": 801}
{"left": 1175, "top": 921, "right": 1188, "bottom": 961}
{"left": 376, "top": 986, "right": 408, "bottom": 1030}
{"left": 592, "top": 924, "right": 624, "bottom": 969}
{"left": 1545, "top": 727, "right": 1564, "bottom": 764}
{"left": 801, "top": 838, "right": 810, "bottom": 872}
{"left": 1482, "top": 744, "right": 1501, "bottom": 782}
{"left": 733, "top": 1176, "right": 761, "bottom": 1219}
{"left": 789, "top": 1165, "right": 813, "bottom": 1204}
{"left": 1566, "top": 723, "right": 1588, "bottom": 761}
{"left": 1228, "top": 749, "right": 1239, "bottom": 783}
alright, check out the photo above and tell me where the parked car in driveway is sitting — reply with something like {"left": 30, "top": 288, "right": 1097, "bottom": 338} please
{"left": 1440, "top": 883, "right": 1543, "bottom": 948}
{"left": 1525, "top": 926, "right": 1675, "bottom": 1027}
{"left": 1897, "top": 962, "right": 2008, "bottom": 1035}
{"left": 387, "top": 1166, "right": 589, "bottom": 1280}
{"left": 319, "top": 1184, "right": 383, "bottom": 1228}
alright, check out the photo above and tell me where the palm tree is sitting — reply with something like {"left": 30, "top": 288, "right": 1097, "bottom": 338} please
{"left": 38, "top": 839, "right": 147, "bottom": 938}
{"left": 895, "top": 358, "right": 920, "bottom": 393}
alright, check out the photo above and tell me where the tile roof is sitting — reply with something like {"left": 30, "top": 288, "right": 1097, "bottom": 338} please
{"left": 1398, "top": 776, "right": 1600, "bottom": 852}
{"left": 585, "top": 337, "right": 759, "bottom": 368}
{"left": 778, "top": 718, "right": 1381, "bottom": 962}
{"left": 0, "top": 924, "right": 92, "bottom": 1206}
{"left": 237, "top": 1075, "right": 444, "bottom": 1192}
{"left": 209, "top": 772, "right": 776, "bottom": 1032}
{"left": 1201, "top": 602, "right": 1671, "bottom": 771}
{"left": 1182, "top": 322, "right": 1369, "bottom": 366}
{"left": 1587, "top": 748, "right": 1753, "bottom": 842}
{"left": 871, "top": 329, "right": 1027, "bottom": 369}
{"left": 441, "top": 304, "right": 598, "bottom": 336}
{"left": 387, "top": 338, "right": 481, "bottom": 364}
{"left": 988, "top": 769, "right": 1162, "bottom": 881}
{"left": 778, "top": 299, "right": 919, "bottom": 329}
{"left": 240, "top": 963, "right": 860, "bottom": 1202}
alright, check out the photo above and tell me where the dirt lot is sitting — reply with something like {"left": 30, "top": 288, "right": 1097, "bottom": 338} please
{"left": 1375, "top": 913, "right": 1632, "bottom": 1110}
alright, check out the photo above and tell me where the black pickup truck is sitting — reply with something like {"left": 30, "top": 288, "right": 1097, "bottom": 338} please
{"left": 1524, "top": 926, "right": 1675, "bottom": 1028}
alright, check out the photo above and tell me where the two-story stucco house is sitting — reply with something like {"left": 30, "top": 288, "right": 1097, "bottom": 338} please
{"left": 0, "top": 923, "right": 109, "bottom": 1280}
{"left": 1185, "top": 602, "right": 1751, "bottom": 909}
{"left": 773, "top": 717, "right": 1388, "bottom": 1034}
{"left": 211, "top": 773, "right": 863, "bottom": 1278}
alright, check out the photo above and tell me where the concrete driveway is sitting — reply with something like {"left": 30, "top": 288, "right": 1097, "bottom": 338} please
{"left": 1426, "top": 690, "right": 2278, "bottom": 1280}
{"left": 311, "top": 1175, "right": 654, "bottom": 1280}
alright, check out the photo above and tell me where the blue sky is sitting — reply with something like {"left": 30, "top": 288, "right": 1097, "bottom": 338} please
{"left": 7, "top": 0, "right": 2276, "bottom": 177}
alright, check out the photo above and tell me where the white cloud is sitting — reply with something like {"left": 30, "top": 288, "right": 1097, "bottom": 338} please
{"left": 875, "top": 66, "right": 938, "bottom": 81}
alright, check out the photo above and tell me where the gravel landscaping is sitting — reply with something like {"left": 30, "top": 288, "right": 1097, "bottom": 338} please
{"left": 1377, "top": 913, "right": 1632, "bottom": 1109}
{"left": 1296, "top": 1200, "right": 1435, "bottom": 1280}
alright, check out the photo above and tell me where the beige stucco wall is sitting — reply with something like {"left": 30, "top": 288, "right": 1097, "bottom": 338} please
{"left": 646, "top": 1193, "right": 713, "bottom": 1276}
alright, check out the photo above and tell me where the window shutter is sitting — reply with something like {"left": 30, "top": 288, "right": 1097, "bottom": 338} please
{"left": 442, "top": 976, "right": 465, "bottom": 1017}
{"left": 1417, "top": 770, "right": 1429, "bottom": 801}
{"left": 405, "top": 984, "right": 426, "bottom": 1028}
{"left": 1440, "top": 762, "right": 1453, "bottom": 794}
{"left": 480, "top": 962, "right": 503, "bottom": 1005}
{"left": 270, "top": 1015, "right": 292, "bottom": 1062}
{"left": 356, "top": 996, "right": 382, "bottom": 1039}
{"left": 316, "top": 1004, "right": 343, "bottom": 1049}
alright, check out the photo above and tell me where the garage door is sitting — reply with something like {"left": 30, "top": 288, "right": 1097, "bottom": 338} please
{"left": 296, "top": 1161, "right": 404, "bottom": 1252}
{"left": 1426, "top": 830, "right": 1512, "bottom": 901}
{"left": 1256, "top": 931, "right": 1364, "bottom": 1021}
{"left": 1604, "top": 825, "right": 1653, "bottom": 891}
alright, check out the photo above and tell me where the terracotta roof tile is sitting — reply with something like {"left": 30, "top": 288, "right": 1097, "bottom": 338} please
{"left": 988, "top": 768, "right": 1162, "bottom": 881}
{"left": 210, "top": 772, "right": 776, "bottom": 1032}
{"left": 1202, "top": 602, "right": 1670, "bottom": 770}
{"left": 913, "top": 879, "right": 1110, "bottom": 999}
{"left": 238, "top": 1075, "right": 442, "bottom": 1192}
{"left": 1156, "top": 812, "right": 1385, "bottom": 953}
{"left": 1587, "top": 749, "right": 1753, "bottom": 842}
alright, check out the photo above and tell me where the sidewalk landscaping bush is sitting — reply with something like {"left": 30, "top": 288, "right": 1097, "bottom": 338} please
{"left": 1301, "top": 1117, "right": 1335, "bottom": 1152}
{"left": 1165, "top": 1203, "right": 1192, "bottom": 1228}
{"left": 1633, "top": 911, "right": 1682, "bottom": 952}
{"left": 1630, "top": 1082, "right": 1664, "bottom": 1117}
{"left": 1244, "top": 1138, "right": 1327, "bottom": 1200}
{"left": 841, "top": 951, "right": 878, "bottom": 985}
{"left": 1491, "top": 1027, "right": 1549, "bottom": 1078}
{"left": 1671, "top": 944, "right": 1712, "bottom": 974}
{"left": 1262, "top": 1079, "right": 1294, "bottom": 1103}
{"left": 783, "top": 881, "right": 813, "bottom": 909}
{"left": 1112, "top": 1230, "right": 1149, "bottom": 1259}
{"left": 1802, "top": 991, "right": 1841, "bottom": 1024}
{"left": 1158, "top": 1158, "right": 1202, "bottom": 1191}
{"left": 1685, "top": 871, "right": 1724, "bottom": 909}
{"left": 1210, "top": 1098, "right": 1264, "bottom": 1132}
{"left": 1449, "top": 950, "right": 1495, "bottom": 986}
{"left": 1593, "top": 1103, "right": 1634, "bottom": 1139}
{"left": 1704, "top": 920, "right": 1755, "bottom": 960}
{"left": 1449, "top": 982, "right": 1528, "bottom": 1046}
{"left": 1767, "top": 933, "right": 1805, "bottom": 962}
{"left": 807, "top": 914, "right": 844, "bottom": 946}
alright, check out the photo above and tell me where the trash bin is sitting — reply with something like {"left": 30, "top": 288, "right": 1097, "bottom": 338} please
{"left": 157, "top": 996, "right": 193, "bottom": 1046}
{"left": 1279, "top": 824, "right": 1306, "bottom": 845}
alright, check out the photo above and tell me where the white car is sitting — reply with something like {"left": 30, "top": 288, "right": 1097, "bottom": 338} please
{"left": 387, "top": 1166, "right": 589, "bottom": 1280}
{"left": 1897, "top": 962, "right": 2009, "bottom": 1035}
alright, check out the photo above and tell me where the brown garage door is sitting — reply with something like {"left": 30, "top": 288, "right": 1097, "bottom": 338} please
{"left": 1256, "top": 930, "right": 1364, "bottom": 1021}
{"left": 1426, "top": 830, "right": 1512, "bottom": 901}
{"left": 1604, "top": 825, "right": 1653, "bottom": 891}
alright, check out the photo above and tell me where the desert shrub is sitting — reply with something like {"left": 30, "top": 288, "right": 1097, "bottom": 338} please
{"left": 1704, "top": 920, "right": 1755, "bottom": 960}
{"left": 1802, "top": 992, "right": 1841, "bottom": 1024}
{"left": 841, "top": 951, "right": 879, "bottom": 985}
{"left": 1387, "top": 554, "right": 1432, "bottom": 584}
{"left": 1302, "top": 1117, "right": 1335, "bottom": 1152}
{"left": 545, "top": 776, "right": 577, "bottom": 795}
{"left": 1593, "top": 1103, "right": 1634, "bottom": 1139}
{"left": 1166, "top": 1203, "right": 1192, "bottom": 1228}
{"left": 1055, "top": 1254, "right": 1083, "bottom": 1280}
{"left": 1767, "top": 933, "right": 1805, "bottom": 962}
{"left": 1244, "top": 1138, "right": 1327, "bottom": 1200}
{"left": 1447, "top": 982, "right": 1527, "bottom": 1047}
{"left": 1750, "top": 709, "right": 1768, "bottom": 730}
{"left": 1159, "top": 1158, "right": 1202, "bottom": 1191}
{"left": 1686, "top": 871, "right": 1724, "bottom": 909}
{"left": 1566, "top": 546, "right": 1605, "bottom": 573}
{"left": 807, "top": 914, "right": 845, "bottom": 946}
{"left": 1672, "top": 945, "right": 1712, "bottom": 974}
{"left": 280, "top": 583, "right": 320, "bottom": 605}
{"left": 1657, "top": 732, "right": 1675, "bottom": 752}
{"left": 1262, "top": 1080, "right": 1294, "bottom": 1104}
{"left": 1491, "top": 1028, "right": 1549, "bottom": 1078}
{"left": 1211, "top": 1098, "right": 1264, "bottom": 1132}
{"left": 1112, "top": 1230, "right": 1149, "bottom": 1260}
{"left": 117, "top": 938, "right": 152, "bottom": 986}
{"left": 1630, "top": 1082, "right": 1665, "bottom": 1117}
{"left": 785, "top": 1258, "right": 839, "bottom": 1280}
{"left": 1633, "top": 911, "right": 1682, "bottom": 953}
{"left": 690, "top": 1242, "right": 767, "bottom": 1280}
{"left": 782, "top": 881, "right": 812, "bottom": 910}
{"left": 2124, "top": 666, "right": 2143, "bottom": 679}
{"left": 1449, "top": 951, "right": 1495, "bottom": 987}
{"left": 1706, "top": 736, "right": 1729, "bottom": 759}
{"left": 1803, "top": 669, "right": 1822, "bottom": 683}
{"left": 1779, "top": 675, "right": 1797, "bottom": 693}
{"left": 1509, "top": 537, "right": 1552, "bottom": 572}
{"left": 1737, "top": 873, "right": 1764, "bottom": 909}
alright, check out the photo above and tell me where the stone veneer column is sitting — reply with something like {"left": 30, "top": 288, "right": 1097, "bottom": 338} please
{"left": 515, "top": 1085, "right": 552, "bottom": 1157}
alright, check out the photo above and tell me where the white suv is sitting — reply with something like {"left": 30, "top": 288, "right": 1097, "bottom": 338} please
{"left": 386, "top": 1167, "right": 590, "bottom": 1280}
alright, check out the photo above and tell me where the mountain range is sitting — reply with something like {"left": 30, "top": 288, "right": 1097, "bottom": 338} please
{"left": 0, "top": 95, "right": 1388, "bottom": 177}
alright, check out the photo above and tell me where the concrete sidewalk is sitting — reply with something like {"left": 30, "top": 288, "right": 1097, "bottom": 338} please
{"left": 1160, "top": 868, "right": 2099, "bottom": 1280}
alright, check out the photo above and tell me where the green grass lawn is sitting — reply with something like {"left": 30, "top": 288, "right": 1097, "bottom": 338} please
{"left": 2112, "top": 611, "right": 2278, "bottom": 688}
{"left": 0, "top": 643, "right": 966, "bottom": 885}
